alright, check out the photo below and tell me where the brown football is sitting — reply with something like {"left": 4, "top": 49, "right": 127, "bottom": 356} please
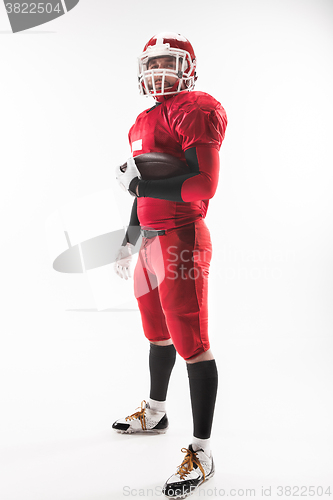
{"left": 120, "top": 152, "right": 189, "bottom": 180}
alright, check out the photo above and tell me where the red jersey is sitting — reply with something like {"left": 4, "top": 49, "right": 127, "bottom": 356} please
{"left": 128, "top": 91, "right": 227, "bottom": 230}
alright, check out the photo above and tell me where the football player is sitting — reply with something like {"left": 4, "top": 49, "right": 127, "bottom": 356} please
{"left": 114, "top": 32, "right": 227, "bottom": 498}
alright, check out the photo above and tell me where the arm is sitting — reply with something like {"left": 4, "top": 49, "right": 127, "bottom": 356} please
{"left": 115, "top": 198, "right": 140, "bottom": 280}
{"left": 131, "top": 146, "right": 220, "bottom": 202}
{"left": 121, "top": 197, "right": 141, "bottom": 246}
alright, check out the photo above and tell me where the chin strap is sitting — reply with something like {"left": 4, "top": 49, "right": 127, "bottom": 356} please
{"left": 154, "top": 92, "right": 179, "bottom": 103}
{"left": 152, "top": 76, "right": 184, "bottom": 102}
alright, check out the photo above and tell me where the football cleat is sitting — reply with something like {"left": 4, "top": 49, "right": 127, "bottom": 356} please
{"left": 162, "top": 445, "right": 215, "bottom": 498}
{"left": 112, "top": 400, "right": 168, "bottom": 434}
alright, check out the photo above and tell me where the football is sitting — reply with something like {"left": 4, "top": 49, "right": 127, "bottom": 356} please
{"left": 120, "top": 152, "right": 189, "bottom": 180}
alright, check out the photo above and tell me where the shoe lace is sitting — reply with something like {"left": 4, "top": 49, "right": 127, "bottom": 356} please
{"left": 125, "top": 400, "right": 147, "bottom": 430}
{"left": 177, "top": 447, "right": 206, "bottom": 481}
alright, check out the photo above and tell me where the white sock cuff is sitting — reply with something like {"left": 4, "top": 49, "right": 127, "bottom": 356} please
{"left": 148, "top": 398, "right": 166, "bottom": 412}
{"left": 192, "top": 436, "right": 211, "bottom": 457}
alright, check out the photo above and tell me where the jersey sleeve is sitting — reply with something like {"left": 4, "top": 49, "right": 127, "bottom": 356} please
{"left": 171, "top": 93, "right": 227, "bottom": 151}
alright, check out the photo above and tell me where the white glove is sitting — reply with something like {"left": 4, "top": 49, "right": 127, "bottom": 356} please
{"left": 115, "top": 157, "right": 141, "bottom": 192}
{"left": 114, "top": 243, "right": 133, "bottom": 280}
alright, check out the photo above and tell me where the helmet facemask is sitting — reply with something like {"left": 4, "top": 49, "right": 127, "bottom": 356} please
{"left": 138, "top": 43, "right": 196, "bottom": 97}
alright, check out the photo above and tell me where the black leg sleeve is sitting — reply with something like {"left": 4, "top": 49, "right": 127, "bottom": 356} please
{"left": 187, "top": 360, "right": 218, "bottom": 439}
{"left": 149, "top": 343, "right": 177, "bottom": 402}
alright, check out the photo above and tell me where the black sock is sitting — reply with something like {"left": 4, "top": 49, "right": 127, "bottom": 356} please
{"left": 149, "top": 343, "right": 176, "bottom": 402}
{"left": 187, "top": 360, "right": 218, "bottom": 439}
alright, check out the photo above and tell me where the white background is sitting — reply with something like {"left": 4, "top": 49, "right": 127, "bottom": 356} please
{"left": 0, "top": 0, "right": 332, "bottom": 499}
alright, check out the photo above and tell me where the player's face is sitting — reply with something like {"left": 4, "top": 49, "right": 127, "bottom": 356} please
{"left": 146, "top": 56, "right": 179, "bottom": 91}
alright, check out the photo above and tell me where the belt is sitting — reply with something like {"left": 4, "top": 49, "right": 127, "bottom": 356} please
{"left": 141, "top": 229, "right": 166, "bottom": 239}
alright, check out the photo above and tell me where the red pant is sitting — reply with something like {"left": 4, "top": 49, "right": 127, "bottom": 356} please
{"left": 134, "top": 219, "right": 212, "bottom": 360}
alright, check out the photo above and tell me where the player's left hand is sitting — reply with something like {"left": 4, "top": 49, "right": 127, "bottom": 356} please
{"left": 114, "top": 243, "right": 133, "bottom": 279}
{"left": 115, "top": 157, "right": 141, "bottom": 194}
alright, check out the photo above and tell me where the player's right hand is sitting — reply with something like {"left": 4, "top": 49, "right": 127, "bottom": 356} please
{"left": 114, "top": 243, "right": 133, "bottom": 280}
{"left": 115, "top": 157, "right": 141, "bottom": 194}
